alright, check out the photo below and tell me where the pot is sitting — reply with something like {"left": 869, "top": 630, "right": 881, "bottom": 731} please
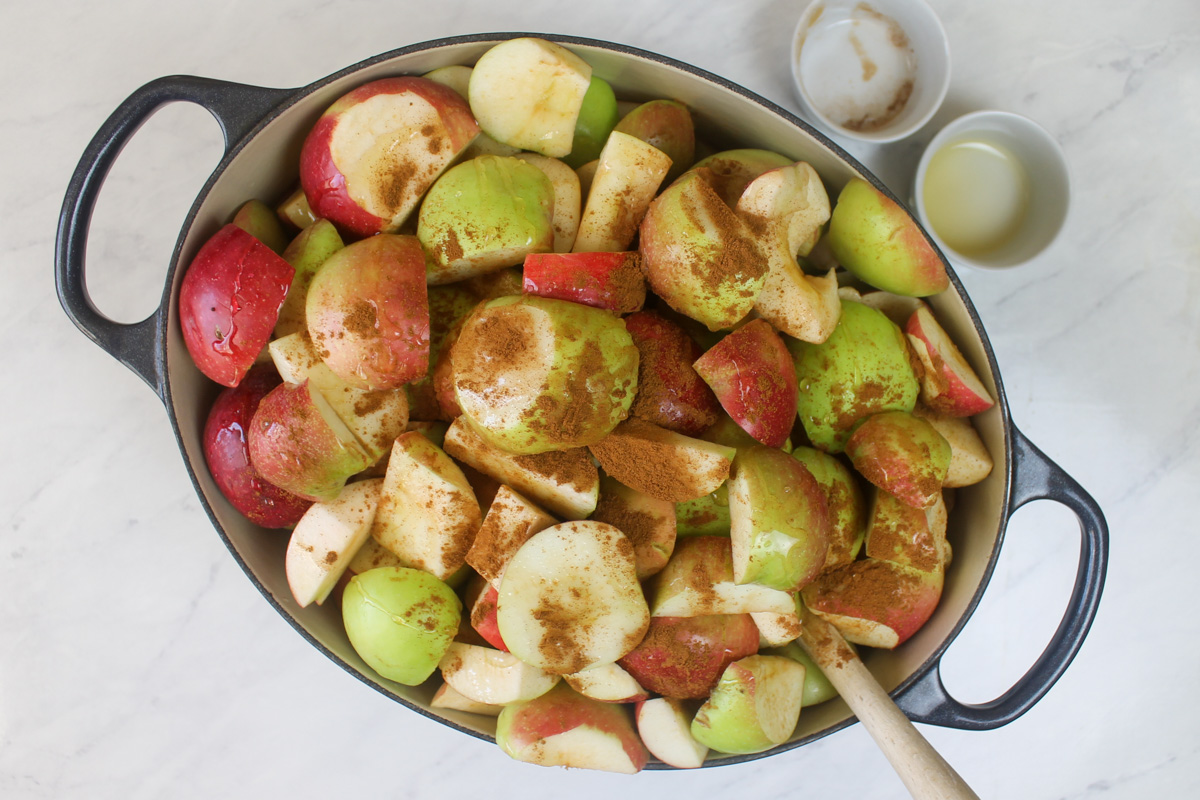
{"left": 55, "top": 33, "right": 1107, "bottom": 768}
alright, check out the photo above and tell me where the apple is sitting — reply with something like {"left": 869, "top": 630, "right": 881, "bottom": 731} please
{"left": 639, "top": 168, "right": 768, "bottom": 332}
{"left": 465, "top": 484, "right": 558, "bottom": 587}
{"left": 905, "top": 305, "right": 996, "bottom": 416}
{"left": 231, "top": 198, "right": 287, "bottom": 254}
{"left": 563, "top": 662, "right": 648, "bottom": 704}
{"left": 613, "top": 99, "right": 695, "bottom": 184}
{"left": 645, "top": 535, "right": 797, "bottom": 617}
{"left": 180, "top": 224, "right": 294, "bottom": 387}
{"left": 790, "top": 446, "right": 866, "bottom": 571}
{"left": 856, "top": 289, "right": 923, "bottom": 327}
{"left": 618, "top": 613, "right": 760, "bottom": 699}
{"left": 513, "top": 153, "right": 583, "bottom": 253}
{"left": 844, "top": 410, "right": 952, "bottom": 508}
{"left": 788, "top": 299, "right": 920, "bottom": 453}
{"left": 268, "top": 331, "right": 409, "bottom": 464}
{"left": 202, "top": 364, "right": 312, "bottom": 528}
{"left": 299, "top": 76, "right": 479, "bottom": 238}
{"left": 247, "top": 380, "right": 372, "bottom": 502}
{"left": 865, "top": 488, "right": 950, "bottom": 573}
{"left": 468, "top": 38, "right": 593, "bottom": 158}
{"left": 469, "top": 580, "right": 508, "bottom": 651}
{"left": 522, "top": 251, "right": 645, "bottom": 314}
{"left": 305, "top": 233, "right": 430, "bottom": 391}
{"left": 636, "top": 697, "right": 708, "bottom": 769}
{"left": 727, "top": 445, "right": 830, "bottom": 592}
{"left": 496, "top": 683, "right": 648, "bottom": 774}
{"left": 496, "top": 521, "right": 649, "bottom": 674}
{"left": 691, "top": 148, "right": 793, "bottom": 206}
{"left": 588, "top": 418, "right": 736, "bottom": 503}
{"left": 826, "top": 178, "right": 949, "bottom": 297}
{"left": 276, "top": 187, "right": 316, "bottom": 230}
{"left": 438, "top": 642, "right": 560, "bottom": 705}
{"left": 404, "top": 284, "right": 481, "bottom": 421}
{"left": 430, "top": 683, "right": 503, "bottom": 717}
{"left": 285, "top": 477, "right": 382, "bottom": 608}
{"left": 693, "top": 319, "right": 799, "bottom": 448}
{"left": 421, "top": 64, "right": 472, "bottom": 96}
{"left": 370, "top": 431, "right": 481, "bottom": 581}
{"left": 802, "top": 557, "right": 944, "bottom": 649}
{"left": 273, "top": 218, "right": 344, "bottom": 339}
{"left": 689, "top": 654, "right": 805, "bottom": 755}
{"left": 675, "top": 485, "right": 731, "bottom": 537}
{"left": 912, "top": 405, "right": 994, "bottom": 488}
{"left": 590, "top": 474, "right": 676, "bottom": 579}
{"left": 751, "top": 608, "right": 803, "bottom": 648}
{"left": 443, "top": 418, "right": 599, "bottom": 520}
{"left": 418, "top": 155, "right": 556, "bottom": 284}
{"left": 573, "top": 130, "right": 673, "bottom": 253}
{"left": 564, "top": 76, "right": 620, "bottom": 168}
{"left": 622, "top": 310, "right": 721, "bottom": 437}
{"left": 341, "top": 566, "right": 461, "bottom": 685}
{"left": 450, "top": 295, "right": 639, "bottom": 454}
{"left": 346, "top": 534, "right": 403, "bottom": 575}
{"left": 765, "top": 641, "right": 838, "bottom": 707}
{"left": 735, "top": 162, "right": 841, "bottom": 344}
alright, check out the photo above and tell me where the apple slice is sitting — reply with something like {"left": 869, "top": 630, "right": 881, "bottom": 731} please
{"left": 636, "top": 697, "right": 708, "bottom": 769}
{"left": 496, "top": 683, "right": 648, "bottom": 774}
{"left": 844, "top": 410, "right": 952, "bottom": 508}
{"left": 857, "top": 290, "right": 924, "bottom": 327}
{"left": 276, "top": 187, "right": 316, "bottom": 230}
{"left": 588, "top": 418, "right": 736, "bottom": 503}
{"left": 430, "top": 683, "right": 503, "bottom": 717}
{"left": 371, "top": 431, "right": 482, "bottom": 580}
{"left": 623, "top": 310, "right": 721, "bottom": 436}
{"left": 590, "top": 474, "right": 676, "bottom": 580}
{"left": 645, "top": 536, "right": 798, "bottom": 617}
{"left": 299, "top": 76, "right": 479, "bottom": 237}
{"left": 443, "top": 418, "right": 599, "bottom": 519}
{"left": 751, "top": 608, "right": 803, "bottom": 648}
{"left": 913, "top": 405, "right": 994, "bottom": 488}
{"left": 865, "top": 489, "right": 950, "bottom": 574}
{"left": 273, "top": 219, "right": 344, "bottom": 339}
{"left": 466, "top": 484, "right": 558, "bottom": 587}
{"left": 514, "top": 153, "right": 583, "bottom": 253}
{"left": 790, "top": 446, "right": 867, "bottom": 572}
{"left": 468, "top": 38, "right": 593, "bottom": 157}
{"left": 802, "top": 558, "right": 944, "bottom": 648}
{"left": 180, "top": 224, "right": 294, "bottom": 388}
{"left": 346, "top": 534, "right": 403, "bottom": 575}
{"left": 573, "top": 131, "right": 672, "bottom": 253}
{"left": 618, "top": 613, "right": 760, "bottom": 699}
{"left": 613, "top": 100, "right": 695, "bottom": 184}
{"left": 285, "top": 477, "right": 382, "bottom": 608}
{"left": 522, "top": 251, "right": 645, "bottom": 314}
{"left": 905, "top": 306, "right": 996, "bottom": 416}
{"left": 439, "top": 642, "right": 560, "bottom": 705}
{"left": 694, "top": 319, "right": 799, "bottom": 448}
{"left": 690, "top": 654, "right": 806, "bottom": 755}
{"left": 564, "top": 662, "right": 648, "bottom": 704}
{"left": 469, "top": 582, "right": 508, "bottom": 651}
{"left": 497, "top": 521, "right": 650, "bottom": 674}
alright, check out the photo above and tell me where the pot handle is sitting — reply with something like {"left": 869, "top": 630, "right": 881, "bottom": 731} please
{"left": 55, "top": 75, "right": 295, "bottom": 401}
{"left": 895, "top": 424, "right": 1108, "bottom": 729}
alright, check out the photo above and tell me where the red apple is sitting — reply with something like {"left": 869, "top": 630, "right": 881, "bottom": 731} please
{"left": 693, "top": 319, "right": 799, "bottom": 448}
{"left": 844, "top": 410, "right": 952, "bottom": 508}
{"left": 305, "top": 233, "right": 430, "bottom": 391}
{"left": 470, "top": 582, "right": 508, "bottom": 651}
{"left": 802, "top": 557, "right": 943, "bottom": 649}
{"left": 618, "top": 614, "right": 760, "bottom": 699}
{"left": 299, "top": 76, "right": 479, "bottom": 238}
{"left": 180, "top": 224, "right": 294, "bottom": 387}
{"left": 522, "top": 251, "right": 645, "bottom": 314}
{"left": 905, "top": 305, "right": 995, "bottom": 416}
{"left": 623, "top": 310, "right": 721, "bottom": 436}
{"left": 202, "top": 364, "right": 312, "bottom": 527}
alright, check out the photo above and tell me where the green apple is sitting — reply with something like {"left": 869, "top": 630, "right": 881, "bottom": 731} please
{"left": 274, "top": 218, "right": 344, "bottom": 339}
{"left": 231, "top": 198, "right": 288, "bottom": 254}
{"left": 419, "top": 155, "right": 555, "bottom": 284}
{"left": 826, "top": 178, "right": 949, "bottom": 297}
{"left": 790, "top": 446, "right": 866, "bottom": 571}
{"left": 675, "top": 484, "right": 731, "bottom": 536}
{"left": 767, "top": 641, "right": 838, "bottom": 707}
{"left": 728, "top": 445, "right": 830, "bottom": 592}
{"left": 865, "top": 488, "right": 950, "bottom": 573}
{"left": 788, "top": 299, "right": 920, "bottom": 453}
{"left": 844, "top": 410, "right": 952, "bottom": 508}
{"left": 341, "top": 566, "right": 461, "bottom": 685}
{"left": 564, "top": 76, "right": 620, "bottom": 168}
{"left": 689, "top": 654, "right": 805, "bottom": 755}
{"left": 450, "top": 295, "right": 639, "bottom": 454}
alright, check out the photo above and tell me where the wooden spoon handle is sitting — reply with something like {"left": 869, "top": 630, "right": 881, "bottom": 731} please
{"left": 799, "top": 614, "right": 979, "bottom": 800}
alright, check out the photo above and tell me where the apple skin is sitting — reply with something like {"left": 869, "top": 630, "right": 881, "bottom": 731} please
{"left": 689, "top": 654, "right": 806, "bottom": 755}
{"left": 826, "top": 178, "right": 949, "bottom": 297}
{"left": 623, "top": 310, "right": 721, "bottom": 437}
{"left": 305, "top": 233, "right": 430, "bottom": 391}
{"left": 691, "top": 148, "right": 793, "bottom": 207}
{"left": 231, "top": 199, "right": 287, "bottom": 254}
{"left": 790, "top": 446, "right": 866, "bottom": 571}
{"left": 614, "top": 99, "right": 695, "bottom": 184}
{"left": 844, "top": 410, "right": 952, "bottom": 509}
{"left": 618, "top": 614, "right": 760, "bottom": 699}
{"left": 180, "top": 224, "right": 294, "bottom": 388}
{"left": 693, "top": 319, "right": 799, "bottom": 448}
{"left": 469, "top": 582, "right": 509, "bottom": 652}
{"left": 299, "top": 76, "right": 479, "bottom": 238}
{"left": 273, "top": 218, "right": 344, "bottom": 339}
{"left": 202, "top": 364, "right": 313, "bottom": 528}
{"left": 564, "top": 75, "right": 620, "bottom": 169}
{"left": 522, "top": 251, "right": 645, "bottom": 314}
{"left": 675, "top": 485, "right": 731, "bottom": 537}
{"left": 904, "top": 305, "right": 995, "bottom": 416}
{"left": 802, "top": 557, "right": 943, "bottom": 649}
{"left": 865, "top": 488, "right": 949, "bottom": 573}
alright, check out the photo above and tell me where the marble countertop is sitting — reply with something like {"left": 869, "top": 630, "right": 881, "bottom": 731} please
{"left": 3, "top": 0, "right": 1197, "bottom": 797}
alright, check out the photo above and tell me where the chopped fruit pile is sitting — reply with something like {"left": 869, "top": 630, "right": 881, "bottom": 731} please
{"left": 184, "top": 37, "right": 996, "bottom": 772}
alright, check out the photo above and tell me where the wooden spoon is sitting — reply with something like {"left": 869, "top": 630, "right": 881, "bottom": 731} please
{"left": 798, "top": 611, "right": 980, "bottom": 800}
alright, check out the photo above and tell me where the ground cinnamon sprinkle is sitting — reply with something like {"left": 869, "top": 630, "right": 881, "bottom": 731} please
{"left": 679, "top": 172, "right": 767, "bottom": 291}
{"left": 343, "top": 299, "right": 378, "bottom": 337}
{"left": 589, "top": 419, "right": 729, "bottom": 502}
{"left": 511, "top": 447, "right": 597, "bottom": 494}
{"left": 591, "top": 488, "right": 661, "bottom": 558}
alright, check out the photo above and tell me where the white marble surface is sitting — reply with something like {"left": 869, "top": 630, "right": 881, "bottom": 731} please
{"left": 2, "top": 1, "right": 1197, "bottom": 797}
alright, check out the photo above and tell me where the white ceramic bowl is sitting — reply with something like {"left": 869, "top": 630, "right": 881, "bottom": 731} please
{"left": 790, "top": 0, "right": 951, "bottom": 143}
{"left": 913, "top": 110, "right": 1071, "bottom": 270}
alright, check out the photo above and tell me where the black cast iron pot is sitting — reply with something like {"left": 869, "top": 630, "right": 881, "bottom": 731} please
{"left": 56, "top": 33, "right": 1108, "bottom": 768}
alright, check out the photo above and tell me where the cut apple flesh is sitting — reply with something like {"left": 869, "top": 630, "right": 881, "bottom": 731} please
{"left": 438, "top": 642, "right": 560, "bottom": 705}
{"left": 636, "top": 697, "right": 708, "bottom": 769}
{"left": 285, "top": 477, "right": 382, "bottom": 607}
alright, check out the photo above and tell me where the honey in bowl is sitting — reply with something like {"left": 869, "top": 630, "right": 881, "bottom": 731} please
{"left": 920, "top": 137, "right": 1032, "bottom": 258}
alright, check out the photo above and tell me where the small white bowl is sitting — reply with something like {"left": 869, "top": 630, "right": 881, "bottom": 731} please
{"left": 790, "top": 0, "right": 950, "bottom": 143}
{"left": 913, "top": 110, "right": 1070, "bottom": 270}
